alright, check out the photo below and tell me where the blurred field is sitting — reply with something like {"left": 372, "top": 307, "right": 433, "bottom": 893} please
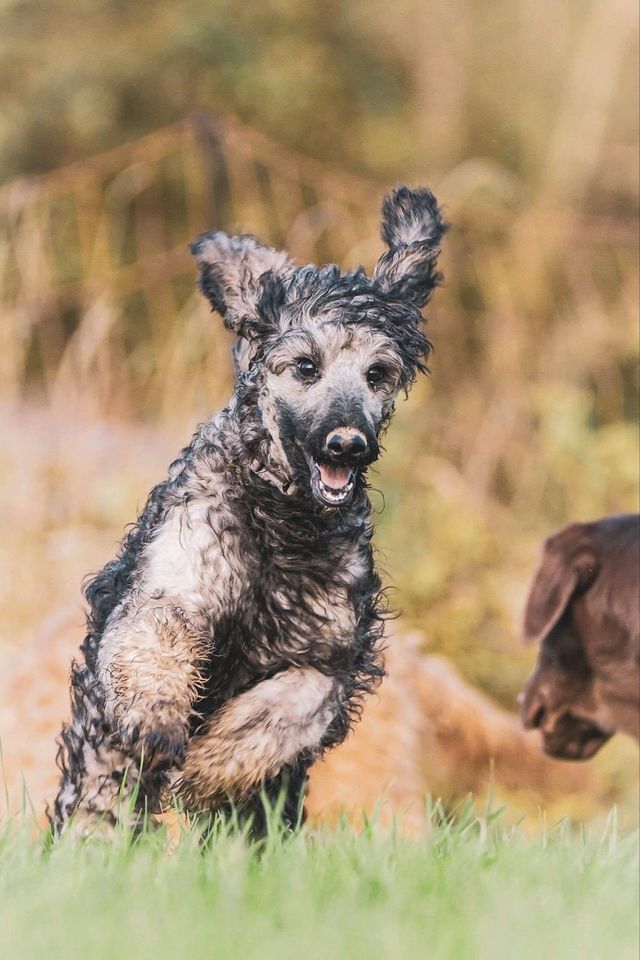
{"left": 0, "top": 0, "right": 638, "bottom": 823}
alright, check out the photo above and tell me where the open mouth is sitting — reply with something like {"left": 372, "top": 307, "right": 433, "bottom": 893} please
{"left": 575, "top": 727, "right": 611, "bottom": 759}
{"left": 307, "top": 458, "right": 357, "bottom": 507}
{"left": 543, "top": 716, "right": 612, "bottom": 761}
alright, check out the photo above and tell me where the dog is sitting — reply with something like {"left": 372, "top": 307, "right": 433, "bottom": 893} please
{"left": 519, "top": 514, "right": 640, "bottom": 759}
{"left": 51, "top": 186, "right": 447, "bottom": 834}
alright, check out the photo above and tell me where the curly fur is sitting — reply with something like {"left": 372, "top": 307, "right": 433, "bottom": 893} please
{"left": 52, "top": 186, "right": 446, "bottom": 836}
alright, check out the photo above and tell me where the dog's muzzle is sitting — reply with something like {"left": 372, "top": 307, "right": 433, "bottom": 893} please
{"left": 521, "top": 691, "right": 613, "bottom": 760}
{"left": 304, "top": 427, "right": 373, "bottom": 508}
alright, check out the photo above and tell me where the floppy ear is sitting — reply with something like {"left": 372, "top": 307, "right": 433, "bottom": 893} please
{"left": 190, "top": 232, "right": 295, "bottom": 339}
{"left": 522, "top": 527, "right": 599, "bottom": 646}
{"left": 373, "top": 186, "right": 448, "bottom": 308}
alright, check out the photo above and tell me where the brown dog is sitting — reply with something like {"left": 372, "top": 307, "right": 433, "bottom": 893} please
{"left": 520, "top": 514, "right": 640, "bottom": 759}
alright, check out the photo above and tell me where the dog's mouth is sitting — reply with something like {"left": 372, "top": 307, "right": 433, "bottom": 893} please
{"left": 541, "top": 714, "right": 613, "bottom": 761}
{"left": 306, "top": 458, "right": 357, "bottom": 507}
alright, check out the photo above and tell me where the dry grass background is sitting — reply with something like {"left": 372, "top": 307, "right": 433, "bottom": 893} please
{"left": 0, "top": 0, "right": 638, "bottom": 824}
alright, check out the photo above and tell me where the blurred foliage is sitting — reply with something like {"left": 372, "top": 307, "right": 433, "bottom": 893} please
{"left": 0, "top": 0, "right": 638, "bottom": 192}
{"left": 0, "top": 0, "right": 638, "bottom": 733}
{"left": 374, "top": 380, "right": 639, "bottom": 705}
{"left": 0, "top": 0, "right": 410, "bottom": 181}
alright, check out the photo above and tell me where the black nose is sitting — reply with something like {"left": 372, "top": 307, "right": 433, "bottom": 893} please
{"left": 326, "top": 429, "right": 367, "bottom": 458}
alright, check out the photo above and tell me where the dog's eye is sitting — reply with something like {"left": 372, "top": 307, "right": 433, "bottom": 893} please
{"left": 296, "top": 358, "right": 318, "bottom": 380}
{"left": 366, "top": 365, "right": 386, "bottom": 386}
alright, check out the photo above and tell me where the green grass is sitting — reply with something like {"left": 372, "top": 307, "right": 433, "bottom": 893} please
{"left": 0, "top": 804, "right": 637, "bottom": 960}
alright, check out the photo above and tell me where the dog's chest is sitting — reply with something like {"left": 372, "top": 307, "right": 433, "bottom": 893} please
{"left": 145, "top": 489, "right": 371, "bottom": 699}
{"left": 194, "top": 555, "right": 363, "bottom": 722}
{"left": 240, "top": 549, "right": 360, "bottom": 653}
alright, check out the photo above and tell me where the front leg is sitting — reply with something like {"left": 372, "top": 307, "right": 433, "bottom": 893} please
{"left": 97, "top": 604, "right": 210, "bottom": 769}
{"left": 176, "top": 667, "right": 340, "bottom": 810}
{"left": 209, "top": 758, "right": 313, "bottom": 839}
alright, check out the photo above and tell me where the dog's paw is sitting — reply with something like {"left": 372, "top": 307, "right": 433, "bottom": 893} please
{"left": 174, "top": 734, "right": 244, "bottom": 809}
{"left": 116, "top": 706, "right": 189, "bottom": 771}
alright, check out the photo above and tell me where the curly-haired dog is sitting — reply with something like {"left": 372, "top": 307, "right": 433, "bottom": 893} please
{"left": 52, "top": 187, "right": 447, "bottom": 835}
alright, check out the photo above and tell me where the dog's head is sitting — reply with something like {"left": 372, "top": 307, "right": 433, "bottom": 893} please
{"left": 191, "top": 187, "right": 446, "bottom": 508}
{"left": 519, "top": 518, "right": 640, "bottom": 759}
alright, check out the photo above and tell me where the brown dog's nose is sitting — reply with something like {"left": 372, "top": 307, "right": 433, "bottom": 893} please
{"left": 523, "top": 696, "right": 548, "bottom": 730}
{"left": 326, "top": 428, "right": 367, "bottom": 458}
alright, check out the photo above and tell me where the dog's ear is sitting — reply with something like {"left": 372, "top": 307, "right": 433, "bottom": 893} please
{"left": 190, "top": 232, "right": 295, "bottom": 339}
{"left": 373, "top": 187, "right": 447, "bottom": 308}
{"left": 522, "top": 526, "right": 600, "bottom": 646}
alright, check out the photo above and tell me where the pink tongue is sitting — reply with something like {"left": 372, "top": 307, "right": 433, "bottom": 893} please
{"left": 318, "top": 464, "right": 351, "bottom": 489}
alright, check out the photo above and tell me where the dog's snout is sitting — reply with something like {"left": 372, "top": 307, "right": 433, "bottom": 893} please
{"left": 523, "top": 696, "right": 547, "bottom": 731}
{"left": 325, "top": 428, "right": 367, "bottom": 458}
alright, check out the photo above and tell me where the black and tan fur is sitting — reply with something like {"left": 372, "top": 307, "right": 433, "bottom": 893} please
{"left": 52, "top": 187, "right": 447, "bottom": 835}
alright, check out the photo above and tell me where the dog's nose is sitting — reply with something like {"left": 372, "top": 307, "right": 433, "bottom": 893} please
{"left": 523, "top": 696, "right": 547, "bottom": 730}
{"left": 326, "top": 429, "right": 367, "bottom": 458}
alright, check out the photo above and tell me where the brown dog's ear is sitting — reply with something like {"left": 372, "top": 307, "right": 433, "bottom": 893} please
{"left": 522, "top": 525, "right": 599, "bottom": 645}
{"left": 373, "top": 186, "right": 447, "bottom": 308}
{"left": 190, "top": 232, "right": 296, "bottom": 339}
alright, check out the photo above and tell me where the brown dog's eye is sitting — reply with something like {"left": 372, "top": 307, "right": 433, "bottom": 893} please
{"left": 297, "top": 358, "right": 318, "bottom": 379}
{"left": 366, "top": 365, "right": 386, "bottom": 386}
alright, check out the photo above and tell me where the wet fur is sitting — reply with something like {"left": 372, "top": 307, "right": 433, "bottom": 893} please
{"left": 52, "top": 187, "right": 446, "bottom": 834}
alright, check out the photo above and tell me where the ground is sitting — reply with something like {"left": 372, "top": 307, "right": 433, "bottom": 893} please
{"left": 0, "top": 805, "right": 637, "bottom": 960}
